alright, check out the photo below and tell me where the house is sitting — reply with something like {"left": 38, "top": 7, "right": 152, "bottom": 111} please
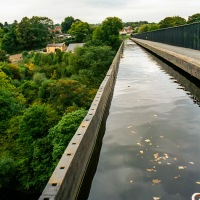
{"left": 54, "top": 26, "right": 62, "bottom": 33}
{"left": 46, "top": 43, "right": 66, "bottom": 53}
{"left": 119, "top": 26, "right": 133, "bottom": 35}
{"left": 66, "top": 43, "right": 84, "bottom": 52}
{"left": 55, "top": 34, "right": 72, "bottom": 40}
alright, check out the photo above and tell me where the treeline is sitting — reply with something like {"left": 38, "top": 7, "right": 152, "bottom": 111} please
{"left": 0, "top": 17, "right": 123, "bottom": 197}
{"left": 0, "top": 15, "right": 123, "bottom": 56}
{"left": 0, "top": 17, "right": 54, "bottom": 54}
{"left": 125, "top": 13, "right": 200, "bottom": 33}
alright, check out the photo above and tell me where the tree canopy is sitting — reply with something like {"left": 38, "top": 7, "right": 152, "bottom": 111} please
{"left": 68, "top": 21, "right": 91, "bottom": 42}
{"left": 61, "top": 16, "right": 76, "bottom": 33}
{"left": 1, "top": 16, "right": 54, "bottom": 53}
{"left": 187, "top": 13, "right": 200, "bottom": 24}
{"left": 159, "top": 16, "right": 186, "bottom": 28}
{"left": 92, "top": 17, "right": 123, "bottom": 50}
{"left": 0, "top": 16, "right": 119, "bottom": 196}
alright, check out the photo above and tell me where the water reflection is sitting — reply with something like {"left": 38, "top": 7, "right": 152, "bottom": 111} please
{"left": 87, "top": 40, "right": 200, "bottom": 200}
{"left": 143, "top": 49, "right": 200, "bottom": 106}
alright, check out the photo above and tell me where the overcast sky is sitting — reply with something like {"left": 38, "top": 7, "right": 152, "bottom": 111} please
{"left": 1, "top": 0, "right": 200, "bottom": 24}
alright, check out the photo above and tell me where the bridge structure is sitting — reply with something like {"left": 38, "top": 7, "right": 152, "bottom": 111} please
{"left": 39, "top": 23, "right": 200, "bottom": 200}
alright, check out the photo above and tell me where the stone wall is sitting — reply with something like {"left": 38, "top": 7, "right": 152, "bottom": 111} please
{"left": 131, "top": 38, "right": 200, "bottom": 81}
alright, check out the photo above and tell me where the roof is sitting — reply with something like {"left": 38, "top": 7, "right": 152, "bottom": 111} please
{"left": 66, "top": 43, "right": 84, "bottom": 52}
{"left": 47, "top": 43, "right": 65, "bottom": 47}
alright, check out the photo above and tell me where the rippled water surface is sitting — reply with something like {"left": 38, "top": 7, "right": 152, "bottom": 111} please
{"left": 88, "top": 40, "right": 200, "bottom": 200}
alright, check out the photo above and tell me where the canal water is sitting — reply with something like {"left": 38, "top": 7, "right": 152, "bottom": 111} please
{"left": 87, "top": 40, "right": 200, "bottom": 200}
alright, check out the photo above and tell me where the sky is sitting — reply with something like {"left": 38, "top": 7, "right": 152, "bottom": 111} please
{"left": 1, "top": 0, "right": 200, "bottom": 24}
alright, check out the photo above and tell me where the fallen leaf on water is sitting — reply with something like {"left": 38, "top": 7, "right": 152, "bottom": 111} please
{"left": 145, "top": 139, "right": 151, "bottom": 142}
{"left": 174, "top": 175, "right": 180, "bottom": 179}
{"left": 174, "top": 158, "right": 177, "bottom": 161}
{"left": 147, "top": 169, "right": 157, "bottom": 172}
{"left": 158, "top": 162, "right": 161, "bottom": 164}
{"left": 149, "top": 143, "right": 152, "bottom": 146}
{"left": 152, "top": 179, "right": 161, "bottom": 185}
{"left": 140, "top": 151, "right": 144, "bottom": 154}
{"left": 154, "top": 115, "right": 157, "bottom": 117}
{"left": 160, "top": 136, "right": 164, "bottom": 138}
{"left": 131, "top": 131, "right": 136, "bottom": 133}
{"left": 196, "top": 182, "right": 200, "bottom": 184}
{"left": 189, "top": 162, "right": 194, "bottom": 165}
{"left": 153, "top": 197, "right": 160, "bottom": 200}
{"left": 137, "top": 143, "right": 142, "bottom": 146}
{"left": 167, "top": 163, "right": 171, "bottom": 165}
{"left": 154, "top": 153, "right": 159, "bottom": 159}
{"left": 127, "top": 126, "right": 132, "bottom": 129}
{"left": 178, "top": 166, "right": 186, "bottom": 170}
{"left": 164, "top": 153, "right": 169, "bottom": 158}
{"left": 130, "top": 180, "right": 133, "bottom": 183}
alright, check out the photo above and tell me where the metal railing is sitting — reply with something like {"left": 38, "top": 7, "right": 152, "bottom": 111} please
{"left": 132, "top": 22, "right": 200, "bottom": 50}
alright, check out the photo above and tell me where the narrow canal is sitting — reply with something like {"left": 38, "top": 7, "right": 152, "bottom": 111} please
{"left": 87, "top": 40, "right": 200, "bottom": 200}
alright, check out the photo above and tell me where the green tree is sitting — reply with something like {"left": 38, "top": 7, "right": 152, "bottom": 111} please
{"left": 39, "top": 79, "right": 92, "bottom": 113}
{"left": 138, "top": 23, "right": 160, "bottom": 33}
{"left": 19, "top": 80, "right": 39, "bottom": 104}
{"left": 33, "top": 72, "right": 47, "bottom": 85}
{"left": 15, "top": 16, "right": 53, "bottom": 49}
{"left": 0, "top": 70, "right": 25, "bottom": 131}
{"left": 0, "top": 50, "right": 9, "bottom": 62}
{"left": 48, "top": 108, "right": 87, "bottom": 163}
{"left": 19, "top": 104, "right": 59, "bottom": 139}
{"left": 1, "top": 24, "right": 20, "bottom": 53}
{"left": 138, "top": 24, "right": 149, "bottom": 33}
{"left": 188, "top": 13, "right": 200, "bottom": 24}
{"left": 0, "top": 155, "right": 17, "bottom": 189}
{"left": 31, "top": 137, "right": 54, "bottom": 190}
{"left": 69, "top": 45, "right": 115, "bottom": 87}
{"left": 1, "top": 63, "right": 22, "bottom": 79}
{"left": 94, "top": 17, "right": 123, "bottom": 49}
{"left": 68, "top": 21, "right": 91, "bottom": 42}
{"left": 61, "top": 16, "right": 76, "bottom": 33}
{"left": 159, "top": 16, "right": 186, "bottom": 28}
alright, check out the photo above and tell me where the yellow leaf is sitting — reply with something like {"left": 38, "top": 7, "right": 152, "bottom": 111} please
{"left": 147, "top": 169, "right": 157, "bottom": 172}
{"left": 178, "top": 166, "right": 186, "bottom": 170}
{"left": 164, "top": 153, "right": 169, "bottom": 158}
{"left": 145, "top": 139, "right": 151, "bottom": 142}
{"left": 127, "top": 126, "right": 132, "bottom": 129}
{"left": 153, "top": 197, "right": 160, "bottom": 200}
{"left": 154, "top": 153, "right": 159, "bottom": 159}
{"left": 152, "top": 179, "right": 161, "bottom": 185}
{"left": 196, "top": 182, "right": 200, "bottom": 184}
{"left": 131, "top": 131, "right": 136, "bottom": 133}
{"left": 140, "top": 151, "right": 144, "bottom": 154}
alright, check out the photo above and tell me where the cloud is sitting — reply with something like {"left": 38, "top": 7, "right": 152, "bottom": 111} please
{"left": 0, "top": 0, "right": 200, "bottom": 24}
